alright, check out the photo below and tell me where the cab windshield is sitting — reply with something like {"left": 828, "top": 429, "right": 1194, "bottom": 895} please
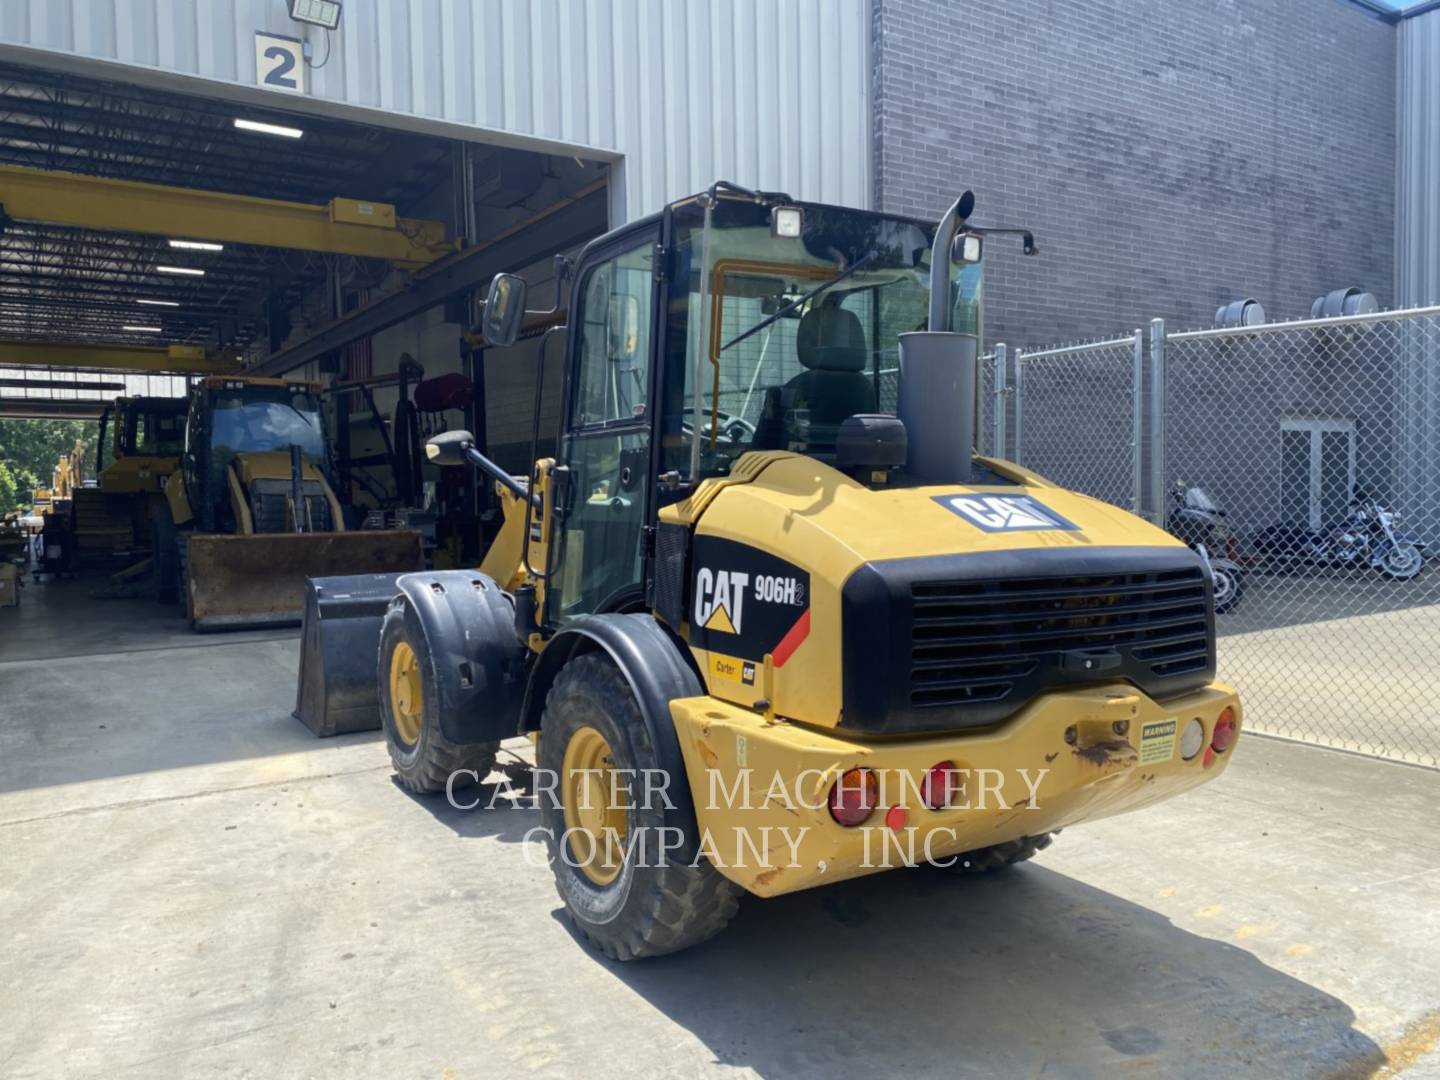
{"left": 661, "top": 195, "right": 981, "bottom": 479}
{"left": 209, "top": 388, "right": 326, "bottom": 467}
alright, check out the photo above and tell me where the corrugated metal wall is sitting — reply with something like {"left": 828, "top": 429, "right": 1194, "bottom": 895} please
{"left": 1398, "top": 8, "right": 1440, "bottom": 307}
{"left": 0, "top": 0, "right": 871, "bottom": 221}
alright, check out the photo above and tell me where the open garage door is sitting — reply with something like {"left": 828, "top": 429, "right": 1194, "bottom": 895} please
{"left": 0, "top": 56, "right": 609, "bottom": 628}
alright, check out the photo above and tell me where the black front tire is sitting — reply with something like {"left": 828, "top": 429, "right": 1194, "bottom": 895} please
{"left": 378, "top": 595, "right": 498, "bottom": 794}
{"left": 538, "top": 652, "right": 741, "bottom": 960}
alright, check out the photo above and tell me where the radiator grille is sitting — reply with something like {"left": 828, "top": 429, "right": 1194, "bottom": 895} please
{"left": 909, "top": 567, "right": 1210, "bottom": 709}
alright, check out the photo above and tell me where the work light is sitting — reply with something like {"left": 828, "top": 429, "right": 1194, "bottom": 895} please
{"left": 288, "top": 0, "right": 342, "bottom": 31}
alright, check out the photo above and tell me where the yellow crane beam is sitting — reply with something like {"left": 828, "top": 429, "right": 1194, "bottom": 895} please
{"left": 0, "top": 165, "right": 456, "bottom": 266}
{"left": 0, "top": 340, "right": 236, "bottom": 374}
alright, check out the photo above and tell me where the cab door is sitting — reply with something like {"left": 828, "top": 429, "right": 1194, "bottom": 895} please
{"left": 547, "top": 228, "right": 661, "bottom": 622}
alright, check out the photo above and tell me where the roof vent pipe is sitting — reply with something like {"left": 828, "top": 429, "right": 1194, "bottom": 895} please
{"left": 1311, "top": 287, "right": 1378, "bottom": 319}
{"left": 1215, "top": 298, "right": 1266, "bottom": 328}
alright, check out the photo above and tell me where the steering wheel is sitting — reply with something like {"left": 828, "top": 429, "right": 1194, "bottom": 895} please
{"left": 680, "top": 407, "right": 756, "bottom": 446}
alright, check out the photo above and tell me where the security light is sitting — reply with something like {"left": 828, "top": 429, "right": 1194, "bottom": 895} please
{"left": 233, "top": 118, "right": 304, "bottom": 139}
{"left": 288, "top": 0, "right": 342, "bottom": 30}
{"left": 168, "top": 239, "right": 224, "bottom": 252}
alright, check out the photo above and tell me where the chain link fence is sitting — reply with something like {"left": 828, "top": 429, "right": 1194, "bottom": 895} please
{"left": 996, "top": 305, "right": 1440, "bottom": 768}
{"left": 1012, "top": 333, "right": 1142, "bottom": 511}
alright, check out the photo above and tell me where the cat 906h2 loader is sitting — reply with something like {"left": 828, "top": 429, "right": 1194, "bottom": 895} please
{"left": 317, "top": 183, "right": 1243, "bottom": 960}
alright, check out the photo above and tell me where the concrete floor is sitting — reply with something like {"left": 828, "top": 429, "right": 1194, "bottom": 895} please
{"left": 1216, "top": 573, "right": 1440, "bottom": 767}
{"left": 2, "top": 577, "right": 1440, "bottom": 1079}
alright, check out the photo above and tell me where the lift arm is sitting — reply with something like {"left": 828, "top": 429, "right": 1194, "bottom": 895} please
{"left": 0, "top": 340, "right": 235, "bottom": 374}
{"left": 0, "top": 165, "right": 456, "bottom": 266}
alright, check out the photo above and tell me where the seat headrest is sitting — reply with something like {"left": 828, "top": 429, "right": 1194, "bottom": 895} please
{"left": 797, "top": 305, "right": 867, "bottom": 373}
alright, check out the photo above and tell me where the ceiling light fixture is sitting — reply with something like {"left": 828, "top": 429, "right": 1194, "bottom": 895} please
{"left": 233, "top": 117, "right": 304, "bottom": 139}
{"left": 168, "top": 239, "right": 224, "bottom": 252}
{"left": 136, "top": 299, "right": 180, "bottom": 307}
{"left": 122, "top": 325, "right": 162, "bottom": 333}
{"left": 156, "top": 265, "right": 205, "bottom": 276}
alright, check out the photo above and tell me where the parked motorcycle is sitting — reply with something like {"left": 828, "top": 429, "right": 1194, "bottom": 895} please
{"left": 1254, "top": 491, "right": 1427, "bottom": 581}
{"left": 1167, "top": 482, "right": 1245, "bottom": 613}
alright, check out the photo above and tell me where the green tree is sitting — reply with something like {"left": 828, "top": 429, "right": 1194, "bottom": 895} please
{"left": 0, "top": 418, "right": 96, "bottom": 510}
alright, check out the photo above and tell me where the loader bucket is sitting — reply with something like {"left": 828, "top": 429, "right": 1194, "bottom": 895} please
{"left": 294, "top": 572, "right": 409, "bottom": 737}
{"left": 185, "top": 530, "right": 422, "bottom": 632}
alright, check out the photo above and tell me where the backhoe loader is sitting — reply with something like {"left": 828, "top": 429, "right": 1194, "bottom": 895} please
{"left": 157, "top": 376, "right": 421, "bottom": 630}
{"left": 314, "top": 183, "right": 1243, "bottom": 959}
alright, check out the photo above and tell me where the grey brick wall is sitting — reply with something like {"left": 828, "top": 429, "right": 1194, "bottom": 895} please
{"left": 872, "top": 0, "right": 1397, "bottom": 349}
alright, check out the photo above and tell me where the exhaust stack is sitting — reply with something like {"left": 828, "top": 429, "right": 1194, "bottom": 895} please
{"left": 899, "top": 190, "right": 979, "bottom": 485}
{"left": 897, "top": 330, "right": 978, "bottom": 486}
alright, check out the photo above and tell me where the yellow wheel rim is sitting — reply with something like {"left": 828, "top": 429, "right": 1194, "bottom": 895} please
{"left": 561, "top": 726, "right": 630, "bottom": 886}
{"left": 388, "top": 641, "right": 423, "bottom": 747}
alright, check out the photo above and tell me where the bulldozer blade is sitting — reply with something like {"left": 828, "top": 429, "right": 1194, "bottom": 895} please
{"left": 295, "top": 573, "right": 409, "bottom": 736}
{"left": 186, "top": 531, "right": 422, "bottom": 632}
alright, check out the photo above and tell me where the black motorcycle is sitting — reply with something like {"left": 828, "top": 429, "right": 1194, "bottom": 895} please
{"left": 1167, "top": 482, "right": 1244, "bottom": 613}
{"left": 1254, "top": 492, "right": 1427, "bottom": 581}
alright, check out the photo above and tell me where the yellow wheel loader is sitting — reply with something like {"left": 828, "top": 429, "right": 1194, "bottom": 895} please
{"left": 318, "top": 183, "right": 1243, "bottom": 959}
{"left": 157, "top": 376, "right": 422, "bottom": 630}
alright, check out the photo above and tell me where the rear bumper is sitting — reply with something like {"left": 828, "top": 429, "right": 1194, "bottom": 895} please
{"left": 670, "top": 680, "right": 1241, "bottom": 897}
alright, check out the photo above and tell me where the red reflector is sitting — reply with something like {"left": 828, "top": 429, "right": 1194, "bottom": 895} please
{"left": 885, "top": 805, "right": 909, "bottom": 831}
{"left": 1211, "top": 707, "right": 1237, "bottom": 754}
{"left": 1202, "top": 746, "right": 1216, "bottom": 769}
{"left": 921, "top": 760, "right": 961, "bottom": 810}
{"left": 828, "top": 768, "right": 878, "bottom": 827}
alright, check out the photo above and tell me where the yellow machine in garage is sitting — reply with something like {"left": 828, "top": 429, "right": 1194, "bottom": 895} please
{"left": 98, "top": 396, "right": 186, "bottom": 494}
{"left": 69, "top": 397, "right": 186, "bottom": 562}
{"left": 157, "top": 375, "right": 422, "bottom": 630}
{"left": 334, "top": 183, "right": 1242, "bottom": 960}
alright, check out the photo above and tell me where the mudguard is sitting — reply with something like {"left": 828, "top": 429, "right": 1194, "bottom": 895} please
{"left": 522, "top": 614, "right": 706, "bottom": 863}
{"left": 394, "top": 570, "right": 528, "bottom": 744}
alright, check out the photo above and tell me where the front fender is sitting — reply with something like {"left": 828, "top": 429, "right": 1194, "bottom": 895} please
{"left": 396, "top": 570, "right": 527, "bottom": 744}
{"left": 523, "top": 614, "right": 706, "bottom": 862}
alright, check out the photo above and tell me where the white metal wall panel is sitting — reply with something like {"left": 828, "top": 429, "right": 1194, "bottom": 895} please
{"left": 0, "top": 0, "right": 871, "bottom": 221}
{"left": 1398, "top": 9, "right": 1440, "bottom": 307}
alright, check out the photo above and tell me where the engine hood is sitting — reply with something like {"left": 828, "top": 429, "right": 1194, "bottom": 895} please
{"left": 664, "top": 452, "right": 1199, "bottom": 729}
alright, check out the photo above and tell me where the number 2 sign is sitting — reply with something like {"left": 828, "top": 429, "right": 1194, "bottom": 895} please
{"left": 254, "top": 32, "right": 307, "bottom": 95}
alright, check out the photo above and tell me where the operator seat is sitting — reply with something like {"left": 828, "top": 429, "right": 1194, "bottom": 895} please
{"left": 757, "top": 303, "right": 874, "bottom": 454}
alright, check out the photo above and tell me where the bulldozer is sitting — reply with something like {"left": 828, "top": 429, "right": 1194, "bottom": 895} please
{"left": 156, "top": 375, "right": 422, "bottom": 630}
{"left": 310, "top": 182, "right": 1243, "bottom": 960}
{"left": 69, "top": 396, "right": 186, "bottom": 563}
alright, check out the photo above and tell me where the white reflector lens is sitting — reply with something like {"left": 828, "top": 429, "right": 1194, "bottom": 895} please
{"left": 1180, "top": 717, "right": 1206, "bottom": 760}
{"left": 771, "top": 206, "right": 803, "bottom": 239}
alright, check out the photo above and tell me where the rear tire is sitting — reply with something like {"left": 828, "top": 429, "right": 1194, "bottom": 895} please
{"left": 937, "top": 833, "right": 1055, "bottom": 874}
{"left": 538, "top": 652, "right": 740, "bottom": 960}
{"left": 378, "top": 595, "right": 498, "bottom": 794}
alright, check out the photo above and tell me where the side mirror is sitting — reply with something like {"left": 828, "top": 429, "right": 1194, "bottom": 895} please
{"left": 952, "top": 231, "right": 983, "bottom": 264}
{"left": 482, "top": 273, "right": 527, "bottom": 347}
{"left": 425, "top": 429, "right": 474, "bottom": 467}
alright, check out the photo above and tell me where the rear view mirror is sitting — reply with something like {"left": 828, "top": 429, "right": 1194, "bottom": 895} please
{"left": 482, "top": 273, "right": 527, "bottom": 347}
{"left": 952, "top": 232, "right": 983, "bottom": 264}
{"left": 425, "top": 429, "right": 474, "bottom": 467}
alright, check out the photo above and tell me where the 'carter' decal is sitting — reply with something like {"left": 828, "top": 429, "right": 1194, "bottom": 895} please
{"left": 935, "top": 493, "right": 1079, "bottom": 532}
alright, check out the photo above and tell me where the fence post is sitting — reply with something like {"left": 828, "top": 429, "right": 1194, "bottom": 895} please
{"left": 1147, "top": 318, "right": 1166, "bottom": 523}
{"left": 1012, "top": 349, "right": 1024, "bottom": 466}
{"left": 992, "top": 343, "right": 1007, "bottom": 459}
{"left": 1131, "top": 329, "right": 1143, "bottom": 515}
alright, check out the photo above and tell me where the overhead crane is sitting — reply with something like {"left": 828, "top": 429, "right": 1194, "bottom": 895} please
{"left": 0, "top": 164, "right": 456, "bottom": 267}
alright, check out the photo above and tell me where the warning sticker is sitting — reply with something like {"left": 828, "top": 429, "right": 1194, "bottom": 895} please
{"left": 1140, "top": 719, "right": 1177, "bottom": 764}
